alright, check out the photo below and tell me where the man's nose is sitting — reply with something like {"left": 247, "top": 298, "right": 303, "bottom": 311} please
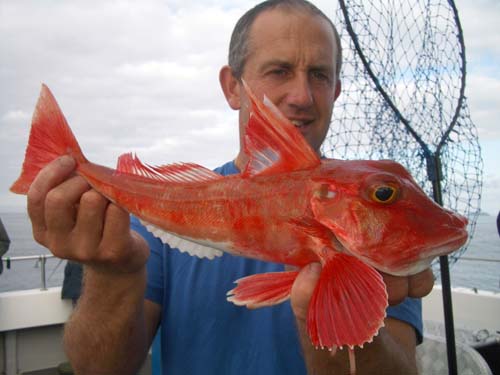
{"left": 286, "top": 75, "right": 314, "bottom": 109}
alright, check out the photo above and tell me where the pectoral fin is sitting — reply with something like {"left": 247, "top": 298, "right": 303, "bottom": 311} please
{"left": 307, "top": 253, "right": 387, "bottom": 350}
{"left": 226, "top": 270, "right": 299, "bottom": 308}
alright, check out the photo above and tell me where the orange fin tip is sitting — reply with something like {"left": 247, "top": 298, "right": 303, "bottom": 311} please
{"left": 241, "top": 80, "right": 320, "bottom": 178}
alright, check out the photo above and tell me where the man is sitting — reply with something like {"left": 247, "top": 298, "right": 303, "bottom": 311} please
{"left": 27, "top": 1, "right": 433, "bottom": 374}
{"left": 0, "top": 217, "right": 10, "bottom": 274}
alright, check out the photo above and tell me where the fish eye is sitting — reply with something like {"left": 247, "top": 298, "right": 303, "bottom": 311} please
{"left": 371, "top": 185, "right": 399, "bottom": 204}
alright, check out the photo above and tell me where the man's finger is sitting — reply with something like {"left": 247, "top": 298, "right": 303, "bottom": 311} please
{"left": 290, "top": 263, "right": 321, "bottom": 321}
{"left": 382, "top": 273, "right": 409, "bottom": 306}
{"left": 27, "top": 156, "right": 76, "bottom": 241}
{"left": 408, "top": 268, "right": 434, "bottom": 298}
{"left": 72, "top": 189, "right": 109, "bottom": 259}
{"left": 45, "top": 176, "right": 91, "bottom": 236}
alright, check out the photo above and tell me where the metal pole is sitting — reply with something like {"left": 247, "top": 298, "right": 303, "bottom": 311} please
{"left": 2, "top": 254, "right": 57, "bottom": 290}
{"left": 428, "top": 153, "right": 458, "bottom": 375}
{"left": 439, "top": 255, "right": 458, "bottom": 375}
{"left": 40, "top": 255, "right": 47, "bottom": 291}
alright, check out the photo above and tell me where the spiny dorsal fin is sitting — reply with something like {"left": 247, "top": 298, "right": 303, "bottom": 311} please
{"left": 242, "top": 81, "right": 321, "bottom": 178}
{"left": 140, "top": 220, "right": 223, "bottom": 260}
{"left": 117, "top": 153, "right": 223, "bottom": 183}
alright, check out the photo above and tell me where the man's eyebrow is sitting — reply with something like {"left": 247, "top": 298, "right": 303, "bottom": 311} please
{"left": 259, "top": 60, "right": 293, "bottom": 71}
{"left": 259, "top": 60, "right": 334, "bottom": 73}
{"left": 308, "top": 61, "right": 335, "bottom": 71}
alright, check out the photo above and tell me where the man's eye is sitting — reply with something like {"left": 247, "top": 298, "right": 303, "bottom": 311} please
{"left": 270, "top": 69, "right": 287, "bottom": 77}
{"left": 312, "top": 71, "right": 330, "bottom": 82}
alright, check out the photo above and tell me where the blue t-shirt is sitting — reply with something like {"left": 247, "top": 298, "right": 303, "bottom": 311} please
{"left": 132, "top": 160, "right": 422, "bottom": 375}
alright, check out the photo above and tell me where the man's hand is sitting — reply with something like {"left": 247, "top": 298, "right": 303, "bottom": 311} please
{"left": 289, "top": 263, "right": 321, "bottom": 321}
{"left": 382, "top": 268, "right": 434, "bottom": 305}
{"left": 26, "top": 155, "right": 156, "bottom": 375}
{"left": 27, "top": 155, "right": 149, "bottom": 274}
{"left": 290, "top": 263, "right": 434, "bottom": 321}
{"left": 289, "top": 263, "right": 431, "bottom": 374}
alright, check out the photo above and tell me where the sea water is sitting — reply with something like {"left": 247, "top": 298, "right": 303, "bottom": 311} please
{"left": 0, "top": 211, "right": 65, "bottom": 292}
{"left": 0, "top": 210, "right": 499, "bottom": 293}
{"left": 445, "top": 214, "right": 500, "bottom": 292}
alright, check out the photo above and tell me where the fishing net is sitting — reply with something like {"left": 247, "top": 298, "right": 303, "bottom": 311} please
{"left": 323, "top": 0, "right": 483, "bottom": 274}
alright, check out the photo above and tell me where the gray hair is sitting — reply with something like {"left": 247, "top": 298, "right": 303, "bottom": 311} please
{"left": 228, "top": 0, "right": 342, "bottom": 80}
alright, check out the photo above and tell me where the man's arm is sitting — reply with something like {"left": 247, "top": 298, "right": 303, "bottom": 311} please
{"left": 27, "top": 156, "right": 158, "bottom": 375}
{"left": 64, "top": 269, "right": 161, "bottom": 375}
{"left": 295, "top": 316, "right": 417, "bottom": 374}
{"left": 291, "top": 263, "right": 433, "bottom": 374}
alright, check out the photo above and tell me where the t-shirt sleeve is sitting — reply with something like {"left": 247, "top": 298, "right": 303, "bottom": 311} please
{"left": 387, "top": 297, "right": 423, "bottom": 344}
{"left": 130, "top": 216, "right": 164, "bottom": 306}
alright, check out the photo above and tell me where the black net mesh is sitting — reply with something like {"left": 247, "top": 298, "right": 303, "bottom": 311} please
{"left": 323, "top": 0, "right": 483, "bottom": 274}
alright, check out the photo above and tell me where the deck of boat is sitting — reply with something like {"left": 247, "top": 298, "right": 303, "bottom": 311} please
{"left": 1, "top": 285, "right": 498, "bottom": 374}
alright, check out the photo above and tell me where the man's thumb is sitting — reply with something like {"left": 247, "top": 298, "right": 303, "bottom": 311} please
{"left": 290, "top": 262, "right": 321, "bottom": 321}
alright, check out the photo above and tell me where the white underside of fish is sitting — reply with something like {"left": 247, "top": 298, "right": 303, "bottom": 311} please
{"left": 139, "top": 219, "right": 224, "bottom": 260}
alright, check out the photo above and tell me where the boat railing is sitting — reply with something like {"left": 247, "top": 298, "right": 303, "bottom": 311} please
{"left": 1, "top": 254, "right": 499, "bottom": 293}
{"left": 1, "top": 254, "right": 58, "bottom": 291}
{"left": 458, "top": 256, "right": 500, "bottom": 263}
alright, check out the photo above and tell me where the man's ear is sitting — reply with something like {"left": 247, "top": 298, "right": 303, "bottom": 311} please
{"left": 334, "top": 79, "right": 341, "bottom": 101}
{"left": 219, "top": 65, "right": 242, "bottom": 110}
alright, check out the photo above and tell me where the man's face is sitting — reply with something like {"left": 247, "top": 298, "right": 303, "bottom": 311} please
{"left": 238, "top": 8, "right": 341, "bottom": 154}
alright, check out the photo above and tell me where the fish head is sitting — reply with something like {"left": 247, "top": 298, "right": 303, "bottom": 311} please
{"left": 311, "top": 159, "right": 468, "bottom": 276}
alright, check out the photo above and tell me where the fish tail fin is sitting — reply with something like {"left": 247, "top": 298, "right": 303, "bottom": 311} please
{"left": 10, "top": 84, "right": 86, "bottom": 194}
{"left": 307, "top": 253, "right": 387, "bottom": 352}
{"left": 226, "top": 270, "right": 299, "bottom": 308}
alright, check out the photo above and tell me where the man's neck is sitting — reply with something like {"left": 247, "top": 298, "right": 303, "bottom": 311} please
{"left": 234, "top": 152, "right": 248, "bottom": 172}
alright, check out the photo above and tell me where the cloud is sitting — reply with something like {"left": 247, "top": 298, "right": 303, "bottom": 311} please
{"left": 481, "top": 174, "right": 500, "bottom": 216}
{"left": 466, "top": 75, "right": 500, "bottom": 139}
{"left": 454, "top": 0, "right": 500, "bottom": 142}
{"left": 0, "top": 0, "right": 498, "bottom": 215}
{"left": 456, "top": 0, "right": 500, "bottom": 63}
{"left": 2, "top": 110, "right": 30, "bottom": 122}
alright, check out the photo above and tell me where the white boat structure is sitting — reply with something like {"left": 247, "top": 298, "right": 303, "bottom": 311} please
{"left": 418, "top": 286, "right": 499, "bottom": 374}
{"left": 0, "top": 284, "right": 152, "bottom": 375}
{"left": 1, "top": 261, "right": 499, "bottom": 375}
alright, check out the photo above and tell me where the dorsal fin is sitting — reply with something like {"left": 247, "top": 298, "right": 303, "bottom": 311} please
{"left": 242, "top": 81, "right": 321, "bottom": 178}
{"left": 117, "top": 153, "right": 165, "bottom": 180}
{"left": 116, "top": 153, "right": 223, "bottom": 183}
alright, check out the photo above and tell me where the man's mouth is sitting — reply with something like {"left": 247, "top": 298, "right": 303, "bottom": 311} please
{"left": 290, "top": 119, "right": 313, "bottom": 130}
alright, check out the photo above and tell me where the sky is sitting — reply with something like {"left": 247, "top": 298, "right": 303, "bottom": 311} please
{"left": 0, "top": 0, "right": 499, "bottom": 216}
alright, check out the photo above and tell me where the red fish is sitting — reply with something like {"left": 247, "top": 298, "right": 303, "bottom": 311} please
{"left": 11, "top": 84, "right": 468, "bottom": 368}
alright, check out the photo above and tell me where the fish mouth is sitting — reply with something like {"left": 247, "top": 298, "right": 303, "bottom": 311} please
{"left": 424, "top": 230, "right": 469, "bottom": 258}
{"left": 414, "top": 211, "right": 469, "bottom": 262}
{"left": 344, "top": 222, "right": 469, "bottom": 277}
{"left": 386, "top": 229, "right": 469, "bottom": 276}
